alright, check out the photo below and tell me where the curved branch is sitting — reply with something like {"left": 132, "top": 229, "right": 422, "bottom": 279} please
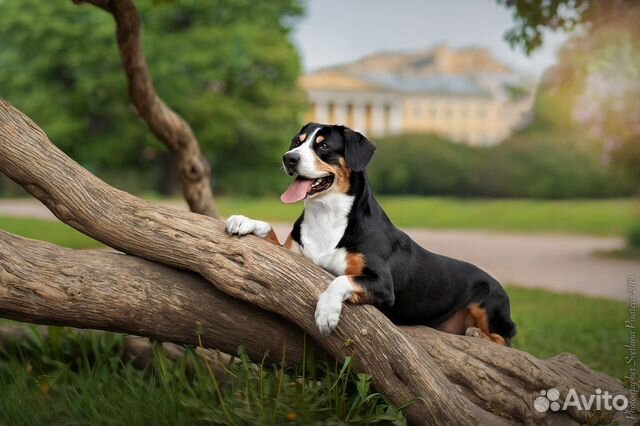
{"left": 0, "top": 98, "right": 507, "bottom": 425}
{"left": 0, "top": 230, "right": 306, "bottom": 363}
{"left": 0, "top": 99, "right": 631, "bottom": 425}
{"left": 73, "top": 0, "right": 219, "bottom": 218}
{"left": 0, "top": 230, "right": 628, "bottom": 425}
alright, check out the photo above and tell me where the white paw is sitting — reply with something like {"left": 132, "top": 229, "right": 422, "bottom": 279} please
{"left": 314, "top": 276, "right": 354, "bottom": 336}
{"left": 225, "top": 215, "right": 271, "bottom": 238}
{"left": 315, "top": 290, "right": 343, "bottom": 336}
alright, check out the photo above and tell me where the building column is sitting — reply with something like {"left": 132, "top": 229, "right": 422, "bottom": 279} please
{"left": 314, "top": 101, "right": 329, "bottom": 123}
{"left": 333, "top": 102, "right": 348, "bottom": 125}
{"left": 370, "top": 103, "right": 386, "bottom": 136}
{"left": 352, "top": 103, "right": 367, "bottom": 135}
{"left": 388, "top": 101, "right": 403, "bottom": 134}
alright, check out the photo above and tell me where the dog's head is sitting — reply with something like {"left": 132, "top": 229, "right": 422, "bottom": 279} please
{"left": 280, "top": 123, "right": 376, "bottom": 203}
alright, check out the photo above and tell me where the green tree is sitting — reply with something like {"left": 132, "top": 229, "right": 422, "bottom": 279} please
{"left": 0, "top": 0, "right": 305, "bottom": 195}
{"left": 499, "top": 0, "right": 640, "bottom": 247}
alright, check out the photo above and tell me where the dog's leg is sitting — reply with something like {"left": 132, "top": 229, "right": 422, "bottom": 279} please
{"left": 315, "top": 270, "right": 393, "bottom": 335}
{"left": 225, "top": 215, "right": 279, "bottom": 245}
{"left": 465, "top": 304, "right": 507, "bottom": 345}
{"left": 315, "top": 276, "right": 354, "bottom": 336}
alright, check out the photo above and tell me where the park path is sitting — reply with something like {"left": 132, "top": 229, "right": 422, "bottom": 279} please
{"left": 1, "top": 199, "right": 637, "bottom": 301}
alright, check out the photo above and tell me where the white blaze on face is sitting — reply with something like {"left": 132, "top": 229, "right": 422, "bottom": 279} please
{"left": 284, "top": 127, "right": 325, "bottom": 178}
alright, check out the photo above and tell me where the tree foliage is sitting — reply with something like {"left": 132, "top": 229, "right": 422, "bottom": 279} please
{"left": 367, "top": 131, "right": 634, "bottom": 199}
{"left": 0, "top": 0, "right": 305, "bottom": 195}
{"left": 497, "top": 0, "right": 637, "bottom": 54}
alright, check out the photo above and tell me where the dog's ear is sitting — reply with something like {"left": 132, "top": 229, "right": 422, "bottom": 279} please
{"left": 341, "top": 127, "right": 376, "bottom": 171}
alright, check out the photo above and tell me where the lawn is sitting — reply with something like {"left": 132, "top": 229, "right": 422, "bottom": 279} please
{"left": 0, "top": 198, "right": 636, "bottom": 250}
{"left": 0, "top": 198, "right": 632, "bottom": 423}
{"left": 218, "top": 196, "right": 637, "bottom": 236}
{"left": 0, "top": 287, "right": 629, "bottom": 426}
{"left": 0, "top": 216, "right": 102, "bottom": 249}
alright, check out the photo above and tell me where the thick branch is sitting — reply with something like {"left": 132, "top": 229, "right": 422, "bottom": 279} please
{"left": 0, "top": 99, "right": 632, "bottom": 425}
{"left": 0, "top": 98, "right": 508, "bottom": 425}
{"left": 0, "top": 230, "right": 628, "bottom": 425}
{"left": 73, "top": 0, "right": 219, "bottom": 218}
{"left": 0, "top": 231, "right": 306, "bottom": 363}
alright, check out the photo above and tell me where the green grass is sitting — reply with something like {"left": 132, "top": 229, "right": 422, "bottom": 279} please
{"left": 217, "top": 196, "right": 638, "bottom": 236}
{"left": 0, "top": 328, "right": 404, "bottom": 426}
{"left": 0, "top": 287, "right": 629, "bottom": 426}
{"left": 0, "top": 198, "right": 635, "bottom": 250}
{"left": 0, "top": 216, "right": 102, "bottom": 249}
{"left": 508, "top": 286, "right": 629, "bottom": 380}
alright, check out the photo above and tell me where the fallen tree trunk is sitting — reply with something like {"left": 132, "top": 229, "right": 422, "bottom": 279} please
{"left": 0, "top": 99, "right": 632, "bottom": 425}
{"left": 0, "top": 230, "right": 628, "bottom": 425}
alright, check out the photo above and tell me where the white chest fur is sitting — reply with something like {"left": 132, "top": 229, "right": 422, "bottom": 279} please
{"left": 300, "top": 193, "right": 354, "bottom": 276}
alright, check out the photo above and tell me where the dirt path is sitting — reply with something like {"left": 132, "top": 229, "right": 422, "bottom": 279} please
{"left": 1, "top": 199, "right": 637, "bottom": 301}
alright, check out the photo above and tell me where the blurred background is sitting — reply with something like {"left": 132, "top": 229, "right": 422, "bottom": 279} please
{"left": 0, "top": 1, "right": 638, "bottom": 424}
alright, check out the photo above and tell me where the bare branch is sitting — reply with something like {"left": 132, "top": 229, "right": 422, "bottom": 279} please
{"left": 73, "top": 0, "right": 219, "bottom": 217}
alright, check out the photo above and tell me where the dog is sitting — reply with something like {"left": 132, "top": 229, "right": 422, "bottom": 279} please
{"left": 225, "top": 122, "right": 516, "bottom": 344}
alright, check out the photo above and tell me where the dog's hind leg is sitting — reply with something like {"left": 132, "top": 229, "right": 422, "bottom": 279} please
{"left": 464, "top": 304, "right": 507, "bottom": 346}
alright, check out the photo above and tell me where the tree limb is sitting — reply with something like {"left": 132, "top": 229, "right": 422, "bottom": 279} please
{"left": 0, "top": 99, "right": 632, "bottom": 425}
{"left": 72, "top": 0, "right": 219, "bottom": 218}
{"left": 0, "top": 229, "right": 628, "bottom": 425}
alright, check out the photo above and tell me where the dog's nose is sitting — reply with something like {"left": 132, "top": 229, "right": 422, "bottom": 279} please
{"left": 283, "top": 152, "right": 300, "bottom": 170}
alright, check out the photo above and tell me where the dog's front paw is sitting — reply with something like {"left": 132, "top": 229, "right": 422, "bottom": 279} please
{"left": 314, "top": 290, "right": 343, "bottom": 336}
{"left": 225, "top": 215, "right": 271, "bottom": 237}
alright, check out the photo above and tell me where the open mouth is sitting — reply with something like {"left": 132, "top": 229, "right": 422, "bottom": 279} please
{"left": 280, "top": 174, "right": 335, "bottom": 203}
{"left": 306, "top": 175, "right": 334, "bottom": 196}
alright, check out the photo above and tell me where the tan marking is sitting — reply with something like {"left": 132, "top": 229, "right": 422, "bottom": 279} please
{"left": 315, "top": 135, "right": 325, "bottom": 143}
{"left": 466, "top": 303, "right": 507, "bottom": 346}
{"left": 467, "top": 303, "right": 490, "bottom": 332}
{"left": 299, "top": 133, "right": 307, "bottom": 142}
{"left": 488, "top": 333, "right": 506, "bottom": 345}
{"left": 349, "top": 281, "right": 373, "bottom": 304}
{"left": 437, "top": 304, "right": 507, "bottom": 345}
{"left": 264, "top": 229, "right": 280, "bottom": 246}
{"left": 345, "top": 252, "right": 366, "bottom": 276}
{"left": 333, "top": 158, "right": 351, "bottom": 193}
{"left": 283, "top": 233, "right": 302, "bottom": 254}
{"left": 311, "top": 156, "right": 351, "bottom": 195}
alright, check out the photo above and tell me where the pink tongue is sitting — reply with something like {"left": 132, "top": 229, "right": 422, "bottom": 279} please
{"left": 281, "top": 179, "right": 314, "bottom": 203}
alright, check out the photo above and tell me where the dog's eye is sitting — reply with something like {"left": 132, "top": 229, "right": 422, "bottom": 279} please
{"left": 319, "top": 143, "right": 329, "bottom": 151}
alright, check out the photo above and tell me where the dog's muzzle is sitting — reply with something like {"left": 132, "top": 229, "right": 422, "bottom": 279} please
{"left": 283, "top": 152, "right": 300, "bottom": 175}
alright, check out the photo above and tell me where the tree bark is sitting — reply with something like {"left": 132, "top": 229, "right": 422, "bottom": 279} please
{"left": 0, "top": 99, "right": 632, "bottom": 425}
{"left": 0, "top": 230, "right": 629, "bottom": 425}
{"left": 72, "top": 0, "right": 219, "bottom": 218}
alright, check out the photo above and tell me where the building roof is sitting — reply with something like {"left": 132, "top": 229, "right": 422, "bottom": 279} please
{"left": 300, "top": 45, "right": 520, "bottom": 98}
{"left": 360, "top": 73, "right": 491, "bottom": 96}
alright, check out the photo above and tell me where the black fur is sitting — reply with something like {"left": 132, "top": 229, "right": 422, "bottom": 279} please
{"left": 291, "top": 123, "right": 516, "bottom": 344}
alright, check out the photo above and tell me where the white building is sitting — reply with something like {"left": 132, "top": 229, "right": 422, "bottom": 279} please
{"left": 300, "top": 45, "right": 533, "bottom": 145}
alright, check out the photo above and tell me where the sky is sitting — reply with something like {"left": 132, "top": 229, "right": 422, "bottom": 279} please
{"left": 291, "top": 0, "right": 569, "bottom": 79}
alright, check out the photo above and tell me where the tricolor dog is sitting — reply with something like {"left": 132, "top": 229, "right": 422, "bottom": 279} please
{"left": 225, "top": 123, "right": 516, "bottom": 344}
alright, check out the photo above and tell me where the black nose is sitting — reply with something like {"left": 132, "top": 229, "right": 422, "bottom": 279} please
{"left": 283, "top": 152, "right": 300, "bottom": 171}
